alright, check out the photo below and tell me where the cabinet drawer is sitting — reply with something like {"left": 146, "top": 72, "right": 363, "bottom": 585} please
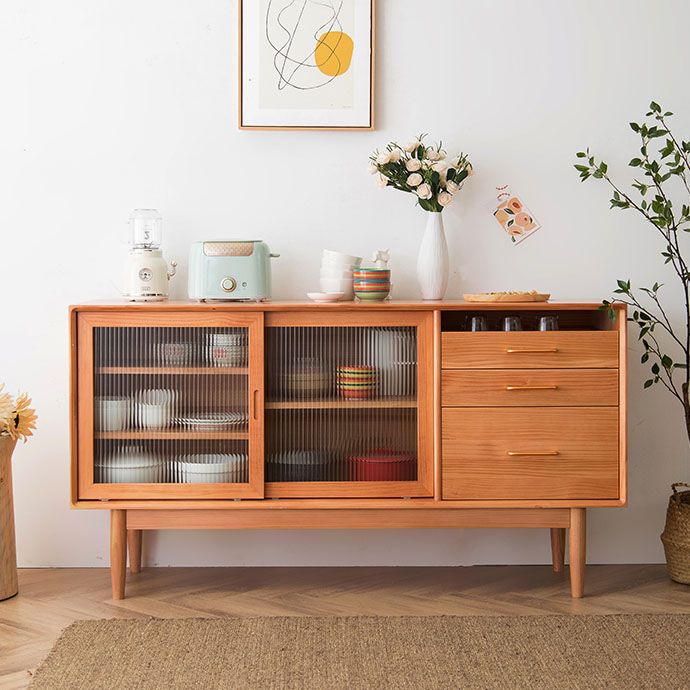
{"left": 441, "top": 331, "right": 618, "bottom": 369}
{"left": 442, "top": 407, "right": 619, "bottom": 500}
{"left": 442, "top": 369, "right": 618, "bottom": 407}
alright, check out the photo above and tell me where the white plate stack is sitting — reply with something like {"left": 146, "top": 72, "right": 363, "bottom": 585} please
{"left": 173, "top": 412, "right": 249, "bottom": 431}
{"left": 319, "top": 250, "right": 362, "bottom": 301}
{"left": 172, "top": 453, "right": 248, "bottom": 483}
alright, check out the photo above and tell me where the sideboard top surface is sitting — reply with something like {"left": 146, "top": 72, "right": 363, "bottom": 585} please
{"left": 70, "top": 300, "right": 623, "bottom": 313}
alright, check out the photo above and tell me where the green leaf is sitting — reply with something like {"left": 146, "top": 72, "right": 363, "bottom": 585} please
{"left": 629, "top": 158, "right": 642, "bottom": 167}
{"left": 644, "top": 379, "right": 654, "bottom": 389}
{"left": 662, "top": 355, "right": 673, "bottom": 369}
{"left": 650, "top": 101, "right": 661, "bottom": 113}
{"left": 630, "top": 122, "right": 640, "bottom": 132}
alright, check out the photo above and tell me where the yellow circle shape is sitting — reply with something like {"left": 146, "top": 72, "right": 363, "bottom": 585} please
{"left": 315, "top": 31, "right": 354, "bottom": 77}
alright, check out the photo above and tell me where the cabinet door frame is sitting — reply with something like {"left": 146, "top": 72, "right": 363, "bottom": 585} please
{"left": 264, "top": 311, "right": 435, "bottom": 498}
{"left": 75, "top": 311, "right": 264, "bottom": 500}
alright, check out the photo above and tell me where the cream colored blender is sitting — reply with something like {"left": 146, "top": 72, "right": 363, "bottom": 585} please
{"left": 123, "top": 209, "right": 177, "bottom": 302}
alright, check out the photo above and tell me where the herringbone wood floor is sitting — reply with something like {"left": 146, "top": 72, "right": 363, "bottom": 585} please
{"left": 1, "top": 565, "right": 689, "bottom": 689}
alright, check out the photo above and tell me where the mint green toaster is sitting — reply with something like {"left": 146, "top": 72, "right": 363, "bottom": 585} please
{"left": 188, "top": 241, "right": 279, "bottom": 301}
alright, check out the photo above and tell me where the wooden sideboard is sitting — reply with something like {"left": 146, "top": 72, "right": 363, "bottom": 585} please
{"left": 69, "top": 301, "right": 627, "bottom": 599}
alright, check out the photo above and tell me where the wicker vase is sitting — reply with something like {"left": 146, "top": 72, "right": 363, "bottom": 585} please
{"left": 0, "top": 436, "right": 18, "bottom": 601}
{"left": 661, "top": 483, "right": 690, "bottom": 585}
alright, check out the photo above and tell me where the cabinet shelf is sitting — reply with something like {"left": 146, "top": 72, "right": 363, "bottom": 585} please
{"left": 95, "top": 430, "right": 249, "bottom": 441}
{"left": 265, "top": 397, "right": 417, "bottom": 410}
{"left": 97, "top": 367, "right": 249, "bottom": 375}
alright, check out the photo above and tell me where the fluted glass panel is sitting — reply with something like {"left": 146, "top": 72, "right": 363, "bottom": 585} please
{"left": 266, "top": 326, "right": 418, "bottom": 482}
{"left": 93, "top": 326, "right": 249, "bottom": 484}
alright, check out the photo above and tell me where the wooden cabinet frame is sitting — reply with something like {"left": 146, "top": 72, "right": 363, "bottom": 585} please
{"left": 68, "top": 301, "right": 627, "bottom": 601}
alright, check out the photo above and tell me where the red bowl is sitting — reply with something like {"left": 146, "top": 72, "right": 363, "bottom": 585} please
{"left": 349, "top": 450, "right": 414, "bottom": 481}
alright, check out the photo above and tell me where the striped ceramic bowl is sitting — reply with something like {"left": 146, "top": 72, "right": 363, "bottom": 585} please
{"left": 336, "top": 365, "right": 377, "bottom": 399}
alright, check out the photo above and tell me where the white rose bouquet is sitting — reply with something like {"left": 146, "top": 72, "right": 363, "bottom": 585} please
{"left": 369, "top": 134, "right": 472, "bottom": 213}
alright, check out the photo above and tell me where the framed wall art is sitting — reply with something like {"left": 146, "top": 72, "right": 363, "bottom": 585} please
{"left": 239, "top": 0, "right": 375, "bottom": 130}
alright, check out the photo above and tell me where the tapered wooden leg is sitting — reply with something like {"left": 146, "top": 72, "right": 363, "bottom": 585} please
{"left": 127, "top": 529, "right": 142, "bottom": 574}
{"left": 569, "top": 508, "right": 586, "bottom": 598}
{"left": 550, "top": 528, "right": 566, "bottom": 574}
{"left": 110, "top": 510, "right": 126, "bottom": 600}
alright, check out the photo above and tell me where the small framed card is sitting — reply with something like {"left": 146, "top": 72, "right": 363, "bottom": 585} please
{"left": 493, "top": 190, "right": 540, "bottom": 244}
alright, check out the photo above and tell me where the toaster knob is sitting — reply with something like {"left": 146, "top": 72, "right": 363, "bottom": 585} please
{"left": 221, "top": 276, "right": 237, "bottom": 293}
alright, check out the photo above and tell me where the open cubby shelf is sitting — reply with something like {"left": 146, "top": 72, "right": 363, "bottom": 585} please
{"left": 441, "top": 309, "right": 613, "bottom": 332}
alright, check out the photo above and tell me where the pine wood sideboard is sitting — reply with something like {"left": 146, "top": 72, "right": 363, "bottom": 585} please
{"left": 69, "top": 301, "right": 627, "bottom": 599}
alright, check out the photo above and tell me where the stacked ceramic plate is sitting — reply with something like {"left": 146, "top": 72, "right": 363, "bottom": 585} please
{"left": 353, "top": 268, "right": 391, "bottom": 301}
{"left": 173, "top": 412, "right": 248, "bottom": 431}
{"left": 336, "top": 365, "right": 377, "bottom": 400}
{"left": 172, "top": 453, "right": 248, "bottom": 483}
{"left": 207, "top": 333, "right": 248, "bottom": 367}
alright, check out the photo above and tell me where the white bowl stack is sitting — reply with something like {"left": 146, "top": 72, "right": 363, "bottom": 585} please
{"left": 319, "top": 250, "right": 362, "bottom": 301}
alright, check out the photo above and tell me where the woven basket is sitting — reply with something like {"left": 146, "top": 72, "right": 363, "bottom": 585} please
{"left": 661, "top": 483, "right": 690, "bottom": 585}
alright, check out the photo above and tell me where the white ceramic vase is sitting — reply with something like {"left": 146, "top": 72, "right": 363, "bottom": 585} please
{"left": 416, "top": 212, "right": 449, "bottom": 300}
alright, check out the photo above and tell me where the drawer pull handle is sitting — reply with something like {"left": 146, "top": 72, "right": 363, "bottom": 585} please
{"left": 506, "top": 348, "right": 559, "bottom": 354}
{"left": 507, "top": 450, "right": 560, "bottom": 457}
{"left": 505, "top": 385, "right": 559, "bottom": 391}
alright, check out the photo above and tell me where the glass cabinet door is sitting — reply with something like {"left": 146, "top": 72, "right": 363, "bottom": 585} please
{"left": 264, "top": 312, "right": 434, "bottom": 498}
{"left": 77, "top": 312, "right": 264, "bottom": 499}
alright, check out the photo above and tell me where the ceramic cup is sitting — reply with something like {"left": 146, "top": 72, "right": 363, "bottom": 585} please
{"left": 94, "top": 396, "right": 129, "bottom": 432}
{"left": 135, "top": 389, "right": 176, "bottom": 429}
{"left": 322, "top": 250, "right": 362, "bottom": 267}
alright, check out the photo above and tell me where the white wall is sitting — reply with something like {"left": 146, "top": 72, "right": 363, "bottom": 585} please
{"left": 2, "top": 0, "right": 689, "bottom": 567}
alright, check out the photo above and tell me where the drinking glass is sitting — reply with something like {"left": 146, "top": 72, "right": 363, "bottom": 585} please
{"left": 468, "top": 315, "right": 488, "bottom": 332}
{"left": 502, "top": 316, "right": 522, "bottom": 332}
{"left": 538, "top": 315, "right": 559, "bottom": 331}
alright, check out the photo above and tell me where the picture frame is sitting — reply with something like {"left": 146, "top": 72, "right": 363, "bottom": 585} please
{"left": 239, "top": 0, "right": 375, "bottom": 131}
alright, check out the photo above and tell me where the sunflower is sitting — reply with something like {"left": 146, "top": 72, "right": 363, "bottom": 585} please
{"left": 8, "top": 393, "right": 37, "bottom": 442}
{"left": 0, "top": 384, "right": 13, "bottom": 435}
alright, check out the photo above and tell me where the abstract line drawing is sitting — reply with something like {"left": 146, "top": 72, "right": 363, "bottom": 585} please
{"left": 265, "top": 0, "right": 354, "bottom": 92}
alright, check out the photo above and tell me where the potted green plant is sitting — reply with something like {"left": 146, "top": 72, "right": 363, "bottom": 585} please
{"left": 574, "top": 101, "right": 690, "bottom": 583}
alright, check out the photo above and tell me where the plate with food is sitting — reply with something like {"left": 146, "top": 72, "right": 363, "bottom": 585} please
{"left": 463, "top": 291, "right": 550, "bottom": 303}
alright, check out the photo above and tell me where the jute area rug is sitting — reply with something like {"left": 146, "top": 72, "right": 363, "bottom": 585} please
{"left": 30, "top": 615, "right": 690, "bottom": 690}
